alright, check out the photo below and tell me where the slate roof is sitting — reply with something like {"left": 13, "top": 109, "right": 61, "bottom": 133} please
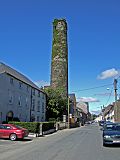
{"left": 76, "top": 102, "right": 88, "bottom": 114}
{"left": 0, "top": 62, "right": 44, "bottom": 92}
{"left": 103, "top": 104, "right": 114, "bottom": 116}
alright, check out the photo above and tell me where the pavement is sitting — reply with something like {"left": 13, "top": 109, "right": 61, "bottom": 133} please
{"left": 1, "top": 124, "right": 120, "bottom": 160}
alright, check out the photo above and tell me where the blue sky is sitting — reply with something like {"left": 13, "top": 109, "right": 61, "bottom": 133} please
{"left": 0, "top": 0, "right": 120, "bottom": 114}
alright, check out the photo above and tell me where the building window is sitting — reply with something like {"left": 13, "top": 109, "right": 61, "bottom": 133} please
{"left": 41, "top": 116, "right": 44, "bottom": 121}
{"left": 31, "top": 114, "right": 35, "bottom": 122}
{"left": 37, "top": 101, "right": 40, "bottom": 112}
{"left": 19, "top": 82, "right": 22, "bottom": 89}
{"left": 19, "top": 113, "right": 21, "bottom": 120}
{"left": 42, "top": 102, "right": 44, "bottom": 113}
{"left": 42, "top": 93, "right": 44, "bottom": 99}
{"left": 8, "top": 90, "right": 13, "bottom": 104}
{"left": 32, "top": 89, "right": 35, "bottom": 96}
{"left": 32, "top": 99, "right": 35, "bottom": 111}
{"left": 10, "top": 77, "right": 14, "bottom": 85}
{"left": 25, "top": 97, "right": 28, "bottom": 108}
{"left": 26, "top": 85, "right": 29, "bottom": 92}
{"left": 37, "top": 116, "right": 40, "bottom": 122}
{"left": 38, "top": 91, "right": 40, "bottom": 97}
{"left": 18, "top": 96, "right": 22, "bottom": 106}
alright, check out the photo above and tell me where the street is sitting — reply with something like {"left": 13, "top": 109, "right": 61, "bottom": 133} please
{"left": 0, "top": 124, "right": 120, "bottom": 160}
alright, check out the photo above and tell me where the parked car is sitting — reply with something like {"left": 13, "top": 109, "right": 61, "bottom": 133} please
{"left": 85, "top": 121, "right": 91, "bottom": 125}
{"left": 99, "top": 120, "right": 105, "bottom": 126}
{"left": 0, "top": 124, "right": 29, "bottom": 141}
{"left": 102, "top": 123, "right": 120, "bottom": 146}
{"left": 103, "top": 121, "right": 113, "bottom": 127}
{"left": 104, "top": 120, "right": 113, "bottom": 124}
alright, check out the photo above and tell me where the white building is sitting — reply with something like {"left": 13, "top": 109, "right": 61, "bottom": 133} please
{"left": 103, "top": 104, "right": 114, "bottom": 122}
{"left": 0, "top": 62, "right": 46, "bottom": 123}
{"left": 94, "top": 114, "right": 103, "bottom": 122}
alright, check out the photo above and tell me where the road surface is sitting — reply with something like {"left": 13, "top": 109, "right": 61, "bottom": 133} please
{"left": 0, "top": 123, "right": 120, "bottom": 160}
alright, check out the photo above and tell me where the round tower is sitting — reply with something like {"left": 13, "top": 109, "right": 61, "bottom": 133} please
{"left": 50, "top": 19, "right": 68, "bottom": 98}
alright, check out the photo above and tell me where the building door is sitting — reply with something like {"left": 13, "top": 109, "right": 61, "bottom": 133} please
{"left": 6, "top": 111, "right": 14, "bottom": 122}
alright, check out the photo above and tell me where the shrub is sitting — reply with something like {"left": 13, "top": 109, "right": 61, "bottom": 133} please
{"left": 48, "top": 118, "right": 56, "bottom": 122}
{"left": 9, "top": 122, "right": 55, "bottom": 133}
{"left": 9, "top": 122, "right": 39, "bottom": 133}
{"left": 42, "top": 122, "right": 55, "bottom": 131}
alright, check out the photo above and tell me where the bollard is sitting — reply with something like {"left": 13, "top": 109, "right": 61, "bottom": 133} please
{"left": 56, "top": 122, "right": 59, "bottom": 131}
{"left": 39, "top": 123, "right": 43, "bottom": 136}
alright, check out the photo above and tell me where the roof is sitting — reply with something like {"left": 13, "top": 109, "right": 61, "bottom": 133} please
{"left": 0, "top": 62, "right": 44, "bottom": 92}
{"left": 103, "top": 104, "right": 114, "bottom": 116}
{"left": 76, "top": 101, "right": 88, "bottom": 114}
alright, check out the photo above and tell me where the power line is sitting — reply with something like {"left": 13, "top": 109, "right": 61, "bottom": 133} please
{"left": 105, "top": 88, "right": 113, "bottom": 106}
{"left": 116, "top": 75, "right": 120, "bottom": 80}
{"left": 72, "top": 83, "right": 113, "bottom": 92}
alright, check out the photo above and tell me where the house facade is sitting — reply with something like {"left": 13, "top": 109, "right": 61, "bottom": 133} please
{"left": 76, "top": 101, "right": 90, "bottom": 125}
{"left": 0, "top": 63, "right": 46, "bottom": 123}
{"left": 103, "top": 105, "right": 114, "bottom": 122}
{"left": 69, "top": 94, "right": 76, "bottom": 118}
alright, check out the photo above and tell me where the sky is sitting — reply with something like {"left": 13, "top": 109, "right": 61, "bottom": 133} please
{"left": 0, "top": 0, "right": 120, "bottom": 114}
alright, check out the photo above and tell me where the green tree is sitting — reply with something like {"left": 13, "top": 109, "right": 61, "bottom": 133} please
{"left": 91, "top": 114, "right": 97, "bottom": 120}
{"left": 44, "top": 87, "right": 67, "bottom": 121}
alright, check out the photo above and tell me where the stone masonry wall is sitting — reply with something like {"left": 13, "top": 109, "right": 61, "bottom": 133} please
{"left": 114, "top": 101, "right": 120, "bottom": 122}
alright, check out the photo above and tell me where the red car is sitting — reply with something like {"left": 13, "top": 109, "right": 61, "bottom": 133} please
{"left": 0, "top": 124, "right": 29, "bottom": 141}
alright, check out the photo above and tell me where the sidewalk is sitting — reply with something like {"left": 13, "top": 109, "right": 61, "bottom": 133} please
{"left": 28, "top": 128, "right": 57, "bottom": 138}
{"left": 28, "top": 126, "right": 82, "bottom": 138}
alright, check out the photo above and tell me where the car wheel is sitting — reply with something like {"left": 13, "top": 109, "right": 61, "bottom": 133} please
{"left": 9, "top": 133, "right": 17, "bottom": 141}
{"left": 103, "top": 141, "right": 107, "bottom": 147}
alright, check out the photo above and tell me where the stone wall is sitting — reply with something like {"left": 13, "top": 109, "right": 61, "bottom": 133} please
{"left": 114, "top": 101, "right": 120, "bottom": 122}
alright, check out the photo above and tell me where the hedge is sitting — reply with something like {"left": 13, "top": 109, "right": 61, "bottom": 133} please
{"left": 9, "top": 122, "right": 55, "bottom": 133}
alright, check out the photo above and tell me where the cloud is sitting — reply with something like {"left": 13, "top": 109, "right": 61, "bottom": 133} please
{"left": 97, "top": 68, "right": 119, "bottom": 79}
{"left": 78, "top": 97, "right": 100, "bottom": 102}
{"left": 90, "top": 110, "right": 101, "bottom": 115}
{"left": 34, "top": 80, "right": 50, "bottom": 88}
{"left": 94, "top": 92, "right": 113, "bottom": 96}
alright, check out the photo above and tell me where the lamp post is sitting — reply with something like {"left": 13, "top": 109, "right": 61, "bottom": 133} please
{"left": 68, "top": 96, "right": 70, "bottom": 129}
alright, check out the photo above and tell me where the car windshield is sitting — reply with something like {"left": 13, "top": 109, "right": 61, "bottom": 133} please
{"left": 13, "top": 125, "right": 23, "bottom": 129}
{"left": 105, "top": 124, "right": 120, "bottom": 131}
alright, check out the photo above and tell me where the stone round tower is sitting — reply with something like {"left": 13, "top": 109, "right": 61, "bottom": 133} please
{"left": 50, "top": 19, "right": 68, "bottom": 98}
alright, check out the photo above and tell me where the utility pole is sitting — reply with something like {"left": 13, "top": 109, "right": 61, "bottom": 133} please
{"left": 114, "top": 79, "right": 118, "bottom": 122}
{"left": 68, "top": 97, "right": 70, "bottom": 129}
{"left": 101, "top": 105, "right": 104, "bottom": 120}
{"left": 114, "top": 79, "right": 118, "bottom": 102}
